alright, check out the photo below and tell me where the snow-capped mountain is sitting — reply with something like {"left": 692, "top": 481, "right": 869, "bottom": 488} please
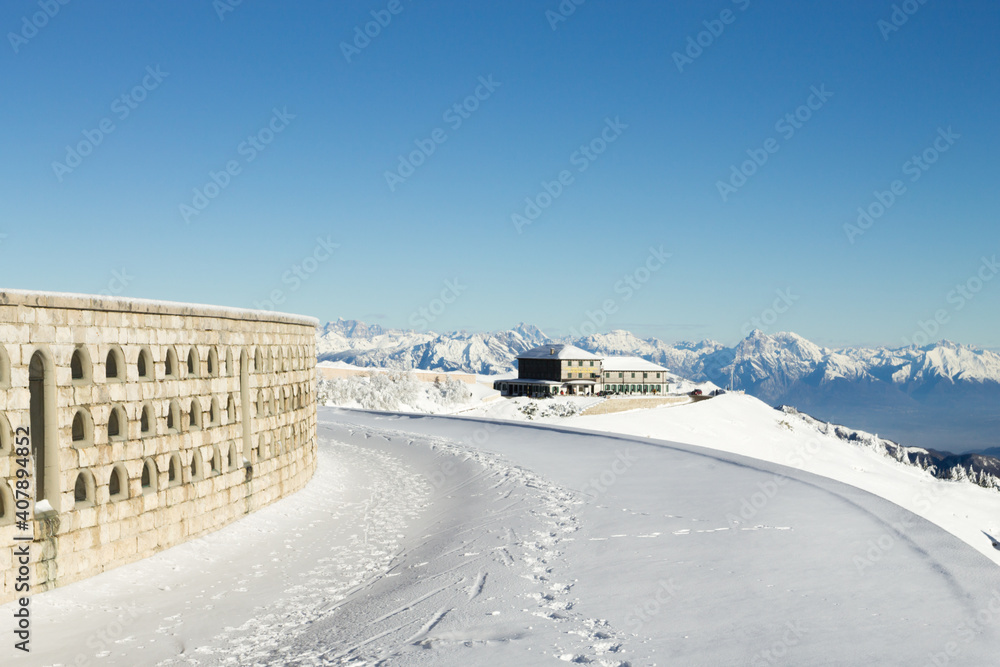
{"left": 579, "top": 328, "right": 1000, "bottom": 452}
{"left": 317, "top": 318, "right": 548, "bottom": 375}
{"left": 316, "top": 320, "right": 1000, "bottom": 451}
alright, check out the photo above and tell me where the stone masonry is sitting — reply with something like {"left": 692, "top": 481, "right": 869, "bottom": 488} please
{"left": 0, "top": 290, "right": 318, "bottom": 603}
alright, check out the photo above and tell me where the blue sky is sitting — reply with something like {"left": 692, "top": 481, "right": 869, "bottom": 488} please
{"left": 2, "top": 1, "right": 997, "bottom": 348}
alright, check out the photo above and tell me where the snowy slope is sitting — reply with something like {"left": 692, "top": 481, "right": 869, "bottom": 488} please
{"left": 546, "top": 393, "right": 1000, "bottom": 566}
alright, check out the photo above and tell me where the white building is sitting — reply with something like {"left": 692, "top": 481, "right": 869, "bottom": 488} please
{"left": 494, "top": 345, "right": 670, "bottom": 397}
{"left": 600, "top": 356, "right": 670, "bottom": 395}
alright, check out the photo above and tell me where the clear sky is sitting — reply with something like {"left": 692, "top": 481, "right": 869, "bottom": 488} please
{"left": 2, "top": 1, "right": 997, "bottom": 348}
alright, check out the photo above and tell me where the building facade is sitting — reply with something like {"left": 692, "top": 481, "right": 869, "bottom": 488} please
{"left": 0, "top": 290, "right": 318, "bottom": 603}
{"left": 600, "top": 356, "right": 670, "bottom": 395}
{"left": 494, "top": 345, "right": 670, "bottom": 397}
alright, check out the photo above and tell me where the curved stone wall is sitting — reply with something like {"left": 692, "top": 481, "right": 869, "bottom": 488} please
{"left": 0, "top": 290, "right": 318, "bottom": 602}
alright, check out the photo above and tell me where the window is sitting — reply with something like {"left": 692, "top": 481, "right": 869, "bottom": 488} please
{"left": 140, "top": 403, "right": 154, "bottom": 435}
{"left": 207, "top": 347, "right": 218, "bottom": 377}
{"left": 643, "top": 373, "right": 648, "bottom": 379}
{"left": 589, "top": 361, "right": 594, "bottom": 366}
{"left": 187, "top": 348, "right": 199, "bottom": 377}
{"left": 0, "top": 413, "right": 10, "bottom": 456}
{"left": 209, "top": 397, "right": 219, "bottom": 425}
{"left": 167, "top": 400, "right": 181, "bottom": 432}
{"left": 71, "top": 346, "right": 92, "bottom": 383}
{"left": 108, "top": 465, "right": 128, "bottom": 502}
{"left": 72, "top": 408, "right": 94, "bottom": 446}
{"left": 74, "top": 471, "right": 95, "bottom": 508}
{"left": 164, "top": 347, "right": 178, "bottom": 377}
{"left": 142, "top": 458, "right": 157, "bottom": 494}
{"left": 656, "top": 373, "right": 661, "bottom": 378}
{"left": 210, "top": 446, "right": 222, "bottom": 475}
{"left": 189, "top": 399, "right": 202, "bottom": 430}
{"left": 137, "top": 347, "right": 153, "bottom": 380}
{"left": 108, "top": 405, "right": 127, "bottom": 441}
{"left": 227, "top": 394, "right": 236, "bottom": 423}
{"left": 168, "top": 453, "right": 181, "bottom": 486}
{"left": 190, "top": 449, "right": 204, "bottom": 482}
{"left": 225, "top": 348, "right": 234, "bottom": 377}
{"left": 105, "top": 347, "right": 125, "bottom": 381}
{"left": 228, "top": 442, "right": 239, "bottom": 471}
{"left": 631, "top": 372, "right": 636, "bottom": 378}
{"left": 0, "top": 482, "right": 14, "bottom": 525}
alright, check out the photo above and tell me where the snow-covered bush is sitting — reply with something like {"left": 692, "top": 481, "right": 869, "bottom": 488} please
{"left": 318, "top": 371, "right": 420, "bottom": 411}
{"left": 433, "top": 376, "right": 473, "bottom": 407}
{"left": 518, "top": 400, "right": 582, "bottom": 420}
{"left": 317, "top": 372, "right": 473, "bottom": 412}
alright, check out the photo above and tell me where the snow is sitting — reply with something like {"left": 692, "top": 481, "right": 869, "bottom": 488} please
{"left": 33, "top": 499, "right": 54, "bottom": 514}
{"left": 317, "top": 371, "right": 497, "bottom": 415}
{"left": 460, "top": 393, "right": 1000, "bottom": 567}
{"left": 9, "top": 407, "right": 1000, "bottom": 665}
{"left": 517, "top": 344, "right": 601, "bottom": 360}
{"left": 598, "top": 356, "right": 669, "bottom": 372}
{"left": 316, "top": 320, "right": 551, "bottom": 375}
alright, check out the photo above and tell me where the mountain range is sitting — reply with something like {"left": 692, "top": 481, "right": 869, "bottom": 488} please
{"left": 316, "top": 319, "right": 1000, "bottom": 453}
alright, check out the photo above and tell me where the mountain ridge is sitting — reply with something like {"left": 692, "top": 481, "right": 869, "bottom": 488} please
{"left": 316, "top": 319, "right": 1000, "bottom": 452}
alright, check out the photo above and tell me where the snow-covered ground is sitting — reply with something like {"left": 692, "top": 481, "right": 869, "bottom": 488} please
{"left": 458, "top": 393, "right": 1000, "bottom": 567}
{"left": 7, "top": 406, "right": 1000, "bottom": 665}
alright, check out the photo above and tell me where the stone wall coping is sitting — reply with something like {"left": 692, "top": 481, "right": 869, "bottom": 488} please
{"left": 0, "top": 289, "right": 319, "bottom": 328}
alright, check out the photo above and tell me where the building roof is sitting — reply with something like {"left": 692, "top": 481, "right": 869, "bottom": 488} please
{"left": 600, "top": 356, "right": 670, "bottom": 372}
{"left": 516, "top": 344, "right": 602, "bottom": 360}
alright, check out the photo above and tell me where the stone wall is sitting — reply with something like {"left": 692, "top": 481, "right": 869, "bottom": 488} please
{"left": 0, "top": 290, "right": 318, "bottom": 603}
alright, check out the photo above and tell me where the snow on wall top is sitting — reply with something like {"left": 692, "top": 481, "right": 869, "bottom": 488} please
{"left": 600, "top": 356, "right": 670, "bottom": 372}
{"left": 0, "top": 288, "right": 319, "bottom": 327}
{"left": 517, "top": 344, "right": 602, "bottom": 360}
